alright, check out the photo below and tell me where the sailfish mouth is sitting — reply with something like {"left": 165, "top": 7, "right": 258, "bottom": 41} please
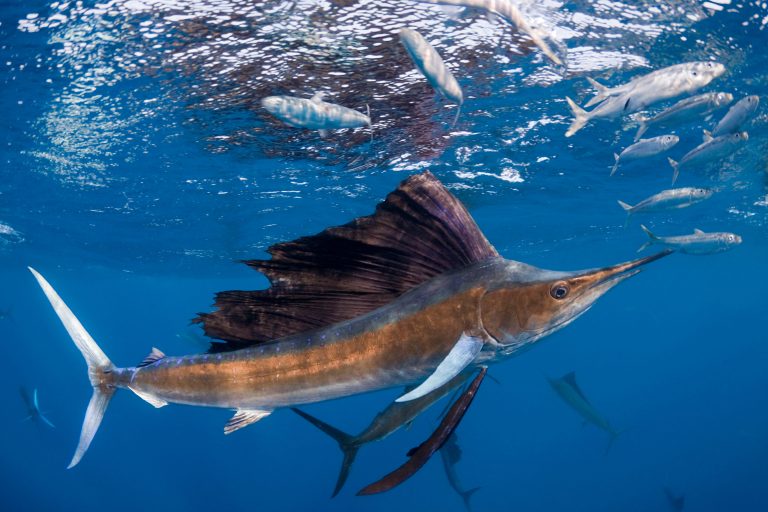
{"left": 588, "top": 249, "right": 672, "bottom": 291}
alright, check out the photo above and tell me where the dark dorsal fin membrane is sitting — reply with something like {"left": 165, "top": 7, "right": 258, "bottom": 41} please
{"left": 562, "top": 371, "right": 591, "bottom": 405}
{"left": 195, "top": 171, "right": 498, "bottom": 352}
{"left": 136, "top": 347, "right": 166, "bottom": 368}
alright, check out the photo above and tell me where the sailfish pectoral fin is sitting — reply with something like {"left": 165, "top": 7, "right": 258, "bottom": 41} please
{"left": 357, "top": 367, "right": 488, "bottom": 496}
{"left": 224, "top": 408, "right": 272, "bottom": 435}
{"left": 396, "top": 333, "right": 484, "bottom": 403}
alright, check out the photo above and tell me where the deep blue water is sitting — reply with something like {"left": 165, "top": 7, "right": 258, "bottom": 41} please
{"left": 1, "top": 1, "right": 767, "bottom": 511}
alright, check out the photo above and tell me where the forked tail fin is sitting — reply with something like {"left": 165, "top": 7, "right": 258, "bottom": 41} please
{"left": 668, "top": 157, "right": 680, "bottom": 185}
{"left": 584, "top": 77, "right": 610, "bottom": 107}
{"left": 610, "top": 153, "right": 621, "bottom": 176}
{"left": 605, "top": 427, "right": 628, "bottom": 455}
{"left": 291, "top": 408, "right": 358, "bottom": 497}
{"left": 28, "top": 267, "right": 116, "bottom": 468}
{"left": 565, "top": 97, "right": 589, "bottom": 137}
{"left": 617, "top": 200, "right": 633, "bottom": 228}
{"left": 637, "top": 225, "right": 658, "bottom": 253}
{"left": 634, "top": 115, "right": 649, "bottom": 141}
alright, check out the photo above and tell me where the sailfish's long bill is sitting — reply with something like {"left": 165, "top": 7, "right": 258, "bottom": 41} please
{"left": 29, "top": 171, "right": 669, "bottom": 479}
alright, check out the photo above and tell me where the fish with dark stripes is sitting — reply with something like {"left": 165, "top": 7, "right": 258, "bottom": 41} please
{"left": 29, "top": 171, "right": 669, "bottom": 484}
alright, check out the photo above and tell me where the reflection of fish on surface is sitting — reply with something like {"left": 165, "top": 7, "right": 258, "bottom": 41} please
{"left": 663, "top": 487, "right": 685, "bottom": 511}
{"left": 415, "top": 0, "right": 565, "bottom": 66}
{"left": 20, "top": 387, "right": 56, "bottom": 429}
{"left": 261, "top": 92, "right": 371, "bottom": 137}
{"left": 291, "top": 371, "right": 471, "bottom": 496}
{"left": 638, "top": 225, "right": 742, "bottom": 255}
{"left": 440, "top": 433, "right": 480, "bottom": 512}
{"left": 31, "top": 172, "right": 669, "bottom": 476}
{"left": 547, "top": 372, "right": 623, "bottom": 452}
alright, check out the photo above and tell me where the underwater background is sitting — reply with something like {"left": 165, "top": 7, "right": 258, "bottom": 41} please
{"left": 1, "top": 0, "right": 767, "bottom": 510}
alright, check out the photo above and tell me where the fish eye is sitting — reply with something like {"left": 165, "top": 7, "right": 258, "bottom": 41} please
{"left": 550, "top": 282, "right": 570, "bottom": 300}
{"left": 728, "top": 234, "right": 735, "bottom": 241}
{"left": 692, "top": 71, "right": 698, "bottom": 76}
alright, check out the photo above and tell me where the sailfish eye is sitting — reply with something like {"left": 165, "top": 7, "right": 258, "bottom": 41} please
{"left": 550, "top": 282, "right": 570, "bottom": 300}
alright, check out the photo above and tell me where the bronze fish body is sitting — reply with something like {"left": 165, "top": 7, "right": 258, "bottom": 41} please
{"left": 29, "top": 171, "right": 668, "bottom": 470}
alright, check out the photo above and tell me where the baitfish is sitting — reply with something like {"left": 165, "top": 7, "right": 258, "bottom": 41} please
{"left": 618, "top": 187, "right": 713, "bottom": 220}
{"left": 548, "top": 371, "right": 622, "bottom": 452}
{"left": 707, "top": 95, "right": 760, "bottom": 138}
{"left": 584, "top": 62, "right": 726, "bottom": 108}
{"left": 291, "top": 371, "right": 472, "bottom": 496}
{"left": 611, "top": 135, "right": 679, "bottom": 176}
{"left": 667, "top": 131, "right": 748, "bottom": 185}
{"left": 638, "top": 225, "right": 742, "bottom": 254}
{"left": 567, "top": 62, "right": 725, "bottom": 137}
{"left": 663, "top": 487, "right": 685, "bottom": 511}
{"left": 440, "top": 433, "right": 480, "bottom": 512}
{"left": 414, "top": 0, "right": 564, "bottom": 66}
{"left": 20, "top": 387, "right": 56, "bottom": 428}
{"left": 261, "top": 92, "right": 371, "bottom": 137}
{"left": 634, "top": 92, "right": 733, "bottom": 141}
{"left": 399, "top": 28, "right": 463, "bottom": 125}
{"left": 30, "top": 172, "right": 669, "bottom": 473}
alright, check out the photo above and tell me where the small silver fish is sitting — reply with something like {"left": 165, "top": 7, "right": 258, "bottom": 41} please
{"left": 261, "top": 92, "right": 371, "bottom": 137}
{"left": 566, "top": 62, "right": 724, "bottom": 137}
{"left": 585, "top": 62, "right": 726, "bottom": 108}
{"left": 667, "top": 131, "right": 748, "bottom": 185}
{"left": 611, "top": 135, "right": 679, "bottom": 176}
{"left": 634, "top": 92, "right": 733, "bottom": 141}
{"left": 414, "top": 0, "right": 563, "bottom": 66}
{"left": 638, "top": 225, "right": 742, "bottom": 254}
{"left": 618, "top": 188, "right": 713, "bottom": 218}
{"left": 399, "top": 28, "right": 463, "bottom": 124}
{"left": 708, "top": 95, "right": 760, "bottom": 138}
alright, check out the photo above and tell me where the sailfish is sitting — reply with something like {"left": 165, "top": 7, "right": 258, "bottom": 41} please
{"left": 29, "top": 171, "right": 669, "bottom": 488}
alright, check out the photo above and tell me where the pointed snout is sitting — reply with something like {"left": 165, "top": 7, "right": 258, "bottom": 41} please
{"left": 581, "top": 249, "right": 672, "bottom": 290}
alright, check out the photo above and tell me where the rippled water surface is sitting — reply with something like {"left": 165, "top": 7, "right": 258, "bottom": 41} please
{"left": 1, "top": 1, "right": 767, "bottom": 511}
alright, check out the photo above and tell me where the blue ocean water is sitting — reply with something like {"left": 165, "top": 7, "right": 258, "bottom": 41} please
{"left": 1, "top": 0, "right": 767, "bottom": 510}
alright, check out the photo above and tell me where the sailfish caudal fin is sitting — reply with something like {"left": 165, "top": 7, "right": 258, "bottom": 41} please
{"left": 291, "top": 408, "right": 358, "bottom": 497}
{"left": 565, "top": 97, "right": 589, "bottom": 137}
{"left": 28, "top": 268, "right": 116, "bottom": 469}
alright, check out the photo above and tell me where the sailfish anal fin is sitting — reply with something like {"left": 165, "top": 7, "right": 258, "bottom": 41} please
{"left": 196, "top": 171, "right": 499, "bottom": 352}
{"left": 396, "top": 333, "right": 484, "bottom": 403}
{"left": 224, "top": 409, "right": 272, "bottom": 435}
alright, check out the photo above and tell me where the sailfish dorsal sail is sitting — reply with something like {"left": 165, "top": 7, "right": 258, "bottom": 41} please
{"left": 195, "top": 171, "right": 499, "bottom": 352}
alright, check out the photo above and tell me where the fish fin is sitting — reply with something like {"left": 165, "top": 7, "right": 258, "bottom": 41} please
{"left": 358, "top": 368, "right": 487, "bottom": 496}
{"left": 584, "top": 77, "right": 609, "bottom": 107}
{"left": 129, "top": 387, "right": 168, "bottom": 409}
{"left": 33, "top": 388, "right": 40, "bottom": 411}
{"left": 560, "top": 371, "right": 591, "bottom": 406}
{"left": 450, "top": 105, "right": 461, "bottom": 129}
{"left": 637, "top": 224, "right": 657, "bottom": 252}
{"left": 396, "top": 333, "right": 484, "bottom": 402}
{"left": 29, "top": 267, "right": 116, "bottom": 469}
{"left": 318, "top": 129, "right": 328, "bottom": 138}
{"left": 667, "top": 157, "right": 679, "bottom": 185}
{"left": 634, "top": 116, "right": 648, "bottom": 141}
{"left": 224, "top": 409, "right": 271, "bottom": 435}
{"left": 39, "top": 411, "right": 56, "bottom": 429}
{"left": 703, "top": 129, "right": 712, "bottom": 142}
{"left": 461, "top": 487, "right": 481, "bottom": 512}
{"left": 291, "top": 408, "right": 357, "bottom": 497}
{"left": 311, "top": 92, "right": 325, "bottom": 103}
{"left": 565, "top": 97, "right": 589, "bottom": 137}
{"left": 136, "top": 347, "right": 166, "bottom": 368}
{"left": 196, "top": 172, "right": 499, "bottom": 351}
{"left": 693, "top": 228, "right": 705, "bottom": 235}
{"left": 623, "top": 96, "right": 632, "bottom": 112}
{"left": 366, "top": 104, "right": 373, "bottom": 142}
{"left": 617, "top": 200, "right": 633, "bottom": 212}
{"left": 605, "top": 427, "right": 628, "bottom": 455}
{"left": 610, "top": 153, "right": 620, "bottom": 176}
